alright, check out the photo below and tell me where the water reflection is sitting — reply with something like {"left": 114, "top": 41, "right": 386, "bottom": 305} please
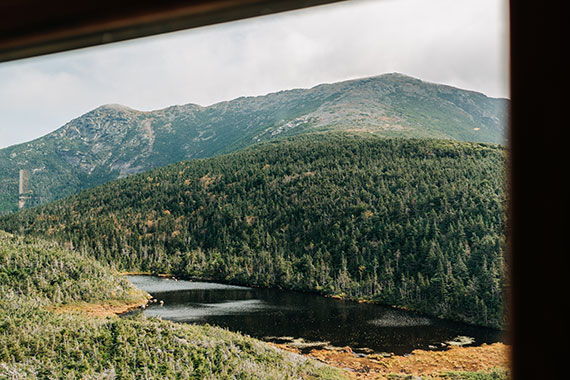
{"left": 368, "top": 311, "right": 433, "bottom": 327}
{"left": 127, "top": 275, "right": 505, "bottom": 355}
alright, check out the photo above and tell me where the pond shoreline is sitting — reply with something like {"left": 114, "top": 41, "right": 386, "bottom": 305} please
{"left": 121, "top": 272, "right": 506, "bottom": 334}
{"left": 49, "top": 295, "right": 151, "bottom": 317}
{"left": 51, "top": 290, "right": 509, "bottom": 380}
{"left": 121, "top": 274, "right": 510, "bottom": 378}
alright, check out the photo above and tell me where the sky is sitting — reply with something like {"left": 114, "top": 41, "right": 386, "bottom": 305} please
{"left": 0, "top": 0, "right": 509, "bottom": 149}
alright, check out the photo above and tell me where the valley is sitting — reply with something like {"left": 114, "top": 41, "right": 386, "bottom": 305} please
{"left": 0, "top": 75, "right": 509, "bottom": 379}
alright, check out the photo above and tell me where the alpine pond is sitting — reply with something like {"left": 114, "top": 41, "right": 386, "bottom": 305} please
{"left": 128, "top": 275, "right": 505, "bottom": 356}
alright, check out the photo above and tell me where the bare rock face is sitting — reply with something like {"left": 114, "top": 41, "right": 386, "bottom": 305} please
{"left": 0, "top": 73, "right": 507, "bottom": 213}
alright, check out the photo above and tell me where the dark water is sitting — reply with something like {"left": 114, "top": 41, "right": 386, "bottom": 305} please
{"left": 127, "top": 275, "right": 505, "bottom": 355}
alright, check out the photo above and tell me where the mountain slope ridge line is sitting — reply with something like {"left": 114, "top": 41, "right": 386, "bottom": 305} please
{"left": 0, "top": 73, "right": 508, "bottom": 213}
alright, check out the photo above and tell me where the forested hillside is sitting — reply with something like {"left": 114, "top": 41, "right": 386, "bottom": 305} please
{"left": 0, "top": 133, "right": 507, "bottom": 328}
{"left": 0, "top": 73, "right": 507, "bottom": 213}
{"left": 0, "top": 231, "right": 144, "bottom": 308}
{"left": 0, "top": 231, "right": 345, "bottom": 379}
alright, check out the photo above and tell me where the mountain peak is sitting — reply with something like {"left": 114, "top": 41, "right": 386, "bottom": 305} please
{"left": 97, "top": 103, "right": 137, "bottom": 112}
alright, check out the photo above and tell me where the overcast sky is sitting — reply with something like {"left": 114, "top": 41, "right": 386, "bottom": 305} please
{"left": 0, "top": 0, "right": 508, "bottom": 149}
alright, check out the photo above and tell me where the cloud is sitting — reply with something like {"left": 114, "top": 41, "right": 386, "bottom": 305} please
{"left": 0, "top": 64, "right": 96, "bottom": 146}
{"left": 0, "top": 0, "right": 508, "bottom": 148}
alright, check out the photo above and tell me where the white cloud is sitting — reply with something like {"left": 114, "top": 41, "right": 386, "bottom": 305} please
{"left": 0, "top": 0, "right": 509, "bottom": 148}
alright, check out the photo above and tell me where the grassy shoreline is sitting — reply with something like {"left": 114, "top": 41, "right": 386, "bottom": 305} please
{"left": 48, "top": 295, "right": 150, "bottom": 317}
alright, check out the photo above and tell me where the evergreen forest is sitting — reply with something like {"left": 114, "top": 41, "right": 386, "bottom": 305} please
{"left": 0, "top": 133, "right": 507, "bottom": 329}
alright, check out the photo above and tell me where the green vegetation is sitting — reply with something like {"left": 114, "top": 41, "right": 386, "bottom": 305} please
{"left": 0, "top": 309, "right": 345, "bottom": 379}
{"left": 0, "top": 133, "right": 507, "bottom": 328}
{"left": 0, "top": 231, "right": 347, "bottom": 379}
{"left": 0, "top": 231, "right": 143, "bottom": 307}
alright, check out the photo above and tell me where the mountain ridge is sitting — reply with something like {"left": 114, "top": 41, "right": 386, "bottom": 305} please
{"left": 0, "top": 73, "right": 508, "bottom": 213}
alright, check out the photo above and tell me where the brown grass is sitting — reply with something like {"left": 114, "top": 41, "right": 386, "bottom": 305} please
{"left": 49, "top": 295, "right": 150, "bottom": 318}
{"left": 274, "top": 342, "right": 509, "bottom": 380}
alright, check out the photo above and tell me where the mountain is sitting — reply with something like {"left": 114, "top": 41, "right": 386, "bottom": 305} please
{"left": 0, "top": 73, "right": 508, "bottom": 213}
{"left": 0, "top": 133, "right": 507, "bottom": 328}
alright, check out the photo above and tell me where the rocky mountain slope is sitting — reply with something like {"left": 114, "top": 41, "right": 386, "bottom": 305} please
{"left": 0, "top": 73, "right": 508, "bottom": 213}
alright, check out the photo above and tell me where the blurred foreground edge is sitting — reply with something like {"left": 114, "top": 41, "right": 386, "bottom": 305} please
{"left": 509, "top": 2, "right": 569, "bottom": 380}
{"left": 0, "top": 0, "right": 344, "bottom": 63}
